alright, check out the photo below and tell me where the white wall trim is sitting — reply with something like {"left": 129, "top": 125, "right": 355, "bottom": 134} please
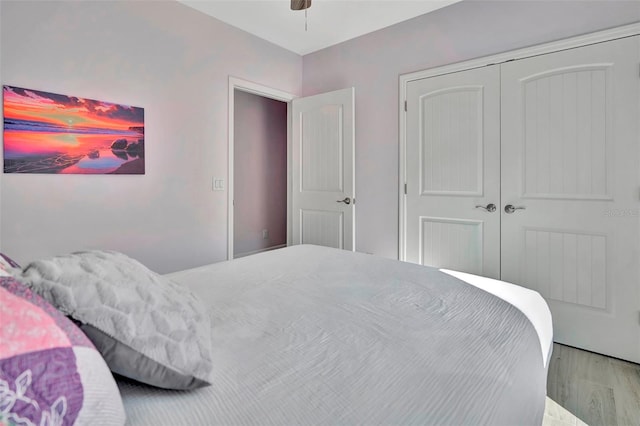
{"left": 227, "top": 76, "right": 295, "bottom": 260}
{"left": 398, "top": 22, "right": 640, "bottom": 261}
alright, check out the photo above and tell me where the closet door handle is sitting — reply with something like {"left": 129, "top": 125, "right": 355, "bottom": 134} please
{"left": 504, "top": 204, "right": 526, "bottom": 214}
{"left": 337, "top": 197, "right": 351, "bottom": 205}
{"left": 475, "top": 203, "right": 496, "bottom": 212}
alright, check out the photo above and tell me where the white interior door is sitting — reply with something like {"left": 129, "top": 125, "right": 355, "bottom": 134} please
{"left": 501, "top": 36, "right": 640, "bottom": 363}
{"left": 405, "top": 66, "right": 501, "bottom": 278}
{"left": 291, "top": 88, "right": 355, "bottom": 250}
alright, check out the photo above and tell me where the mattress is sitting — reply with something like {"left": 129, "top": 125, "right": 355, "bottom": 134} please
{"left": 118, "top": 245, "right": 549, "bottom": 425}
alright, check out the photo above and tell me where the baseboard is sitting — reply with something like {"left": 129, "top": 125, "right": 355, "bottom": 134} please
{"left": 234, "top": 244, "right": 287, "bottom": 259}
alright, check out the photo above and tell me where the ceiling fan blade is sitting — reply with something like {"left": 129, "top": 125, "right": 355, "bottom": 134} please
{"left": 290, "top": 0, "right": 312, "bottom": 11}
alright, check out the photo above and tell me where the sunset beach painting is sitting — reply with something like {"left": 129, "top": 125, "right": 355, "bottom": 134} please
{"left": 3, "top": 85, "right": 144, "bottom": 174}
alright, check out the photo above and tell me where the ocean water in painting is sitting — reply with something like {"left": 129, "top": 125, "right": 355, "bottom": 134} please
{"left": 3, "top": 85, "right": 144, "bottom": 174}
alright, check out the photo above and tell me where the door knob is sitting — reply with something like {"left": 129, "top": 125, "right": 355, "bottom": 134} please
{"left": 475, "top": 203, "right": 496, "bottom": 212}
{"left": 504, "top": 204, "right": 526, "bottom": 214}
{"left": 337, "top": 197, "right": 351, "bottom": 205}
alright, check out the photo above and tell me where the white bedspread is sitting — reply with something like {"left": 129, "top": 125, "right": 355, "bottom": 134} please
{"left": 439, "top": 269, "right": 553, "bottom": 367}
{"left": 118, "top": 245, "right": 549, "bottom": 425}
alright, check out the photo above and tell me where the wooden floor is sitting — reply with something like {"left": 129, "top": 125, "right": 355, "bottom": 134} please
{"left": 544, "top": 343, "right": 640, "bottom": 426}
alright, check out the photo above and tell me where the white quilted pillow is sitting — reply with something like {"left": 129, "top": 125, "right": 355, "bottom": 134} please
{"left": 20, "top": 250, "right": 213, "bottom": 390}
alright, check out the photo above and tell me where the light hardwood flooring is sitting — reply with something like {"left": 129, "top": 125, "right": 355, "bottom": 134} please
{"left": 544, "top": 343, "right": 640, "bottom": 426}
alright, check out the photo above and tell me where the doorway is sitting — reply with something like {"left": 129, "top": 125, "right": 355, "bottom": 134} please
{"left": 227, "top": 77, "right": 295, "bottom": 260}
{"left": 228, "top": 78, "right": 357, "bottom": 259}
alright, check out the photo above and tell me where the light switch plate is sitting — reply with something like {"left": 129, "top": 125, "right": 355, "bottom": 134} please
{"left": 213, "top": 178, "right": 225, "bottom": 191}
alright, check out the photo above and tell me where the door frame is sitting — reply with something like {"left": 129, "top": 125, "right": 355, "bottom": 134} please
{"left": 398, "top": 22, "right": 640, "bottom": 262}
{"left": 227, "top": 76, "right": 295, "bottom": 260}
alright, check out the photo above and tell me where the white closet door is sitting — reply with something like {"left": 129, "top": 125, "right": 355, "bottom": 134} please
{"left": 291, "top": 88, "right": 355, "bottom": 250}
{"left": 501, "top": 36, "right": 640, "bottom": 363}
{"left": 405, "top": 66, "right": 501, "bottom": 278}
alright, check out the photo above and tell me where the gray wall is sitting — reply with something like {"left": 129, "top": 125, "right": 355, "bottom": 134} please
{"left": 302, "top": 0, "right": 640, "bottom": 259}
{"left": 233, "top": 90, "right": 287, "bottom": 256}
{"left": 0, "top": 0, "right": 301, "bottom": 273}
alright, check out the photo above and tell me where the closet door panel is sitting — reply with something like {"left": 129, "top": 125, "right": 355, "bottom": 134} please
{"left": 501, "top": 36, "right": 640, "bottom": 363}
{"left": 405, "top": 66, "right": 500, "bottom": 278}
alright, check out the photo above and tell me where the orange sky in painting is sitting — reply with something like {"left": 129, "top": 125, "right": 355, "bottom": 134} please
{"left": 3, "top": 87, "right": 143, "bottom": 132}
{"left": 3, "top": 86, "right": 144, "bottom": 160}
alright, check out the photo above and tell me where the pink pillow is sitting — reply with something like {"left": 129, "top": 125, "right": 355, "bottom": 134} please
{"left": 0, "top": 277, "right": 125, "bottom": 425}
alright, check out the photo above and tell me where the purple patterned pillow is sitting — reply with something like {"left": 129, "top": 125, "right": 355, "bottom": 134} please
{"left": 0, "top": 277, "right": 125, "bottom": 425}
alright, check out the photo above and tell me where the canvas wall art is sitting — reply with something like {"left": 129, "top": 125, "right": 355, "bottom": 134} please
{"left": 3, "top": 85, "right": 144, "bottom": 174}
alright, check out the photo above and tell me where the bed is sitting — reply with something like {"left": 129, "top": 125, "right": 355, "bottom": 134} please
{"left": 2, "top": 244, "right": 552, "bottom": 425}
{"left": 118, "top": 244, "right": 552, "bottom": 425}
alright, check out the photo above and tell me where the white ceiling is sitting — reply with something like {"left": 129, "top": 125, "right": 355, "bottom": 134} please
{"left": 177, "top": 0, "right": 462, "bottom": 55}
